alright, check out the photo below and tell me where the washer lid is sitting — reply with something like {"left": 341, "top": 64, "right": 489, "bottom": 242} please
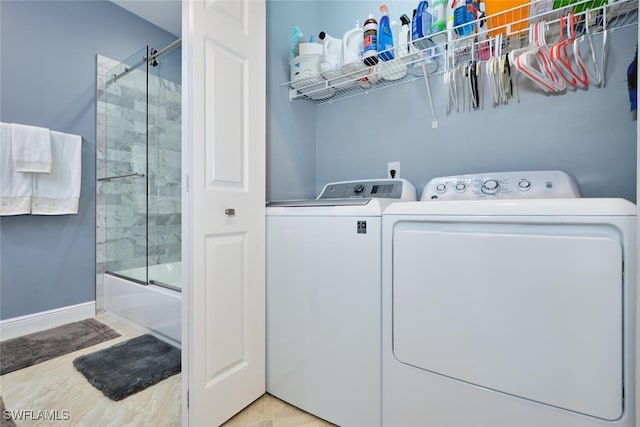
{"left": 266, "top": 198, "right": 371, "bottom": 208}
{"left": 266, "top": 197, "right": 396, "bottom": 216}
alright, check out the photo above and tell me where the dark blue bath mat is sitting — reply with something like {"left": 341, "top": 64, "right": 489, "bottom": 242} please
{"left": 73, "top": 334, "right": 181, "bottom": 401}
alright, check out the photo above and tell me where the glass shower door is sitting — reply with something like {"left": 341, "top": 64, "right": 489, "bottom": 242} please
{"left": 103, "top": 46, "right": 149, "bottom": 285}
{"left": 147, "top": 41, "right": 182, "bottom": 290}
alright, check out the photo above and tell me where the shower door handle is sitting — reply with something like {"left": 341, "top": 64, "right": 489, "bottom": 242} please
{"left": 225, "top": 208, "right": 236, "bottom": 216}
{"left": 97, "top": 172, "right": 145, "bottom": 182}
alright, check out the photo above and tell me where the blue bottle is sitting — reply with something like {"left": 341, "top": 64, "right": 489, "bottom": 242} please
{"left": 378, "top": 4, "right": 394, "bottom": 61}
{"left": 412, "top": 1, "right": 433, "bottom": 50}
{"left": 453, "top": 0, "right": 477, "bottom": 37}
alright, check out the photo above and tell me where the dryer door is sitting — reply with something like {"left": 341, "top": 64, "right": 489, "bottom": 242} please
{"left": 392, "top": 221, "right": 624, "bottom": 421}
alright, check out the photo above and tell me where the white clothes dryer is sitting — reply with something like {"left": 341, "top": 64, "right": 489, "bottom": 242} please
{"left": 382, "top": 171, "right": 636, "bottom": 427}
{"left": 266, "top": 178, "right": 416, "bottom": 427}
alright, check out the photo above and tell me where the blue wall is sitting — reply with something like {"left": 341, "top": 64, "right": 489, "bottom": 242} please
{"left": 0, "top": 1, "right": 177, "bottom": 320}
{"left": 267, "top": 1, "right": 637, "bottom": 202}
{"left": 266, "top": 0, "right": 320, "bottom": 201}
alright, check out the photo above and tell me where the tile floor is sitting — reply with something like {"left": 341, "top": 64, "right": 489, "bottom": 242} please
{"left": 0, "top": 314, "right": 333, "bottom": 427}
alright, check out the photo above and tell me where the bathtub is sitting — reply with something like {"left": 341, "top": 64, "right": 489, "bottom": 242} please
{"left": 104, "top": 270, "right": 181, "bottom": 345}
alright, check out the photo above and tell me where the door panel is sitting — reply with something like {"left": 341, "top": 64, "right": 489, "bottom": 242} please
{"left": 392, "top": 221, "right": 623, "bottom": 420}
{"left": 205, "top": 233, "right": 247, "bottom": 383}
{"left": 183, "top": 0, "right": 265, "bottom": 425}
{"left": 204, "top": 38, "right": 247, "bottom": 188}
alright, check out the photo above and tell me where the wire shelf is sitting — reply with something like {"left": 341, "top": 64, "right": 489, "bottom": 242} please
{"left": 283, "top": 0, "right": 638, "bottom": 105}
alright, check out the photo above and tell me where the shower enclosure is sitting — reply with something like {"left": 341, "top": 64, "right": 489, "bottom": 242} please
{"left": 97, "top": 38, "right": 182, "bottom": 344}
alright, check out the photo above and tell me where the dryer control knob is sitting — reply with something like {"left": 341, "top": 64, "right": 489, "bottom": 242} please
{"left": 519, "top": 180, "right": 531, "bottom": 190}
{"left": 436, "top": 184, "right": 447, "bottom": 193}
{"left": 353, "top": 184, "right": 365, "bottom": 194}
{"left": 455, "top": 183, "right": 466, "bottom": 192}
{"left": 481, "top": 179, "right": 500, "bottom": 195}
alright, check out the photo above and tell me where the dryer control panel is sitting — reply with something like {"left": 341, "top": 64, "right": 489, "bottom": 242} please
{"left": 421, "top": 171, "right": 581, "bottom": 201}
{"left": 319, "top": 178, "right": 417, "bottom": 201}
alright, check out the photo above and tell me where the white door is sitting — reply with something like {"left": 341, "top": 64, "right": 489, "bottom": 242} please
{"left": 182, "top": 0, "right": 266, "bottom": 425}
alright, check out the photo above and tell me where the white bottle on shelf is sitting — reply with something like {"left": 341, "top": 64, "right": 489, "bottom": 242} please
{"left": 342, "top": 21, "right": 364, "bottom": 65}
{"left": 318, "top": 31, "right": 343, "bottom": 71}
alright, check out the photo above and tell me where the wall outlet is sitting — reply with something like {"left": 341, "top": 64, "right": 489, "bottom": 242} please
{"left": 387, "top": 161, "right": 400, "bottom": 179}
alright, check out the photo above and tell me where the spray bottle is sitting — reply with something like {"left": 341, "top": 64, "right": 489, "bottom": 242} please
{"left": 397, "top": 14, "right": 412, "bottom": 58}
{"left": 378, "top": 4, "right": 394, "bottom": 61}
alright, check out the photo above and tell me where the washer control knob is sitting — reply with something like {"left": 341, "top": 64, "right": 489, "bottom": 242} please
{"left": 519, "top": 180, "right": 531, "bottom": 190}
{"left": 455, "top": 183, "right": 466, "bottom": 192}
{"left": 481, "top": 179, "right": 500, "bottom": 195}
{"left": 353, "top": 184, "right": 365, "bottom": 194}
{"left": 436, "top": 183, "right": 447, "bottom": 193}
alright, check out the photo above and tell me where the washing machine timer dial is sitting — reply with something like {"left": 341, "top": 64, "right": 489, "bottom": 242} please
{"left": 481, "top": 179, "right": 500, "bottom": 195}
{"left": 519, "top": 179, "right": 531, "bottom": 190}
{"left": 436, "top": 184, "right": 447, "bottom": 193}
{"left": 353, "top": 184, "right": 365, "bottom": 194}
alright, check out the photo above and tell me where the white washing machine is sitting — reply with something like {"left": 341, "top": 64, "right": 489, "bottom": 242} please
{"left": 382, "top": 171, "right": 636, "bottom": 427}
{"left": 266, "top": 178, "right": 416, "bottom": 427}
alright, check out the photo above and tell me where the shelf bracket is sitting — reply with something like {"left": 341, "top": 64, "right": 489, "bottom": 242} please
{"left": 421, "top": 63, "right": 438, "bottom": 128}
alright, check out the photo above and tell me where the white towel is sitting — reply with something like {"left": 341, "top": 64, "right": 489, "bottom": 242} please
{"left": 0, "top": 122, "right": 32, "bottom": 215}
{"left": 10, "top": 123, "right": 52, "bottom": 173}
{"left": 32, "top": 130, "right": 82, "bottom": 215}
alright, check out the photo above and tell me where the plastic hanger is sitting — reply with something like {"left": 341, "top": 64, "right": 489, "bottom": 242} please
{"left": 512, "top": 23, "right": 563, "bottom": 93}
{"left": 578, "top": 10, "right": 602, "bottom": 86}
{"left": 550, "top": 14, "right": 589, "bottom": 89}
{"left": 534, "top": 21, "right": 566, "bottom": 91}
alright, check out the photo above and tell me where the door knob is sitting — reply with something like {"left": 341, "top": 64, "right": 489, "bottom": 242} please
{"left": 225, "top": 208, "right": 236, "bottom": 216}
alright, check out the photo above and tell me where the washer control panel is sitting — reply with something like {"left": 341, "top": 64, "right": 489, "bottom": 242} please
{"left": 421, "top": 171, "right": 581, "bottom": 201}
{"left": 319, "top": 179, "right": 417, "bottom": 201}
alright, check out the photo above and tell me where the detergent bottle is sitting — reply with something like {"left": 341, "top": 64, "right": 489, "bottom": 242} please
{"left": 412, "top": 1, "right": 433, "bottom": 50}
{"left": 318, "top": 31, "right": 343, "bottom": 71}
{"left": 452, "top": 0, "right": 477, "bottom": 37}
{"left": 377, "top": 4, "right": 394, "bottom": 61}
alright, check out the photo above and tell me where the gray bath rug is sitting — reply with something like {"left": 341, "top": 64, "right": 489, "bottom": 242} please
{"left": 0, "top": 396, "right": 17, "bottom": 427}
{"left": 72, "top": 334, "right": 181, "bottom": 401}
{"left": 0, "top": 318, "right": 121, "bottom": 375}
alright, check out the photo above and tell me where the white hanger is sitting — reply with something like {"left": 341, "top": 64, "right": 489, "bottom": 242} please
{"left": 578, "top": 9, "right": 602, "bottom": 86}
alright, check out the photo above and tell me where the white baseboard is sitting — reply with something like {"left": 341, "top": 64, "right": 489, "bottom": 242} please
{"left": 0, "top": 301, "right": 96, "bottom": 340}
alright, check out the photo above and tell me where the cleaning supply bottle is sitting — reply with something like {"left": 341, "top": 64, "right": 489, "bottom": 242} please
{"left": 342, "top": 21, "right": 363, "bottom": 65}
{"left": 318, "top": 31, "right": 343, "bottom": 71}
{"left": 452, "top": 0, "right": 477, "bottom": 37}
{"left": 377, "top": 4, "right": 394, "bottom": 61}
{"left": 412, "top": 1, "right": 433, "bottom": 50}
{"left": 429, "top": 0, "right": 447, "bottom": 43}
{"left": 398, "top": 14, "right": 412, "bottom": 58}
{"left": 363, "top": 14, "right": 379, "bottom": 66}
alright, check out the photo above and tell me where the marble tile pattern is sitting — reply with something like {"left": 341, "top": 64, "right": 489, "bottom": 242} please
{"left": 0, "top": 314, "right": 334, "bottom": 427}
{"left": 96, "top": 54, "right": 181, "bottom": 304}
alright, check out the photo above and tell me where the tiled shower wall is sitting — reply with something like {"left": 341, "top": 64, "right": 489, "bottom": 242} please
{"left": 95, "top": 54, "right": 181, "bottom": 310}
